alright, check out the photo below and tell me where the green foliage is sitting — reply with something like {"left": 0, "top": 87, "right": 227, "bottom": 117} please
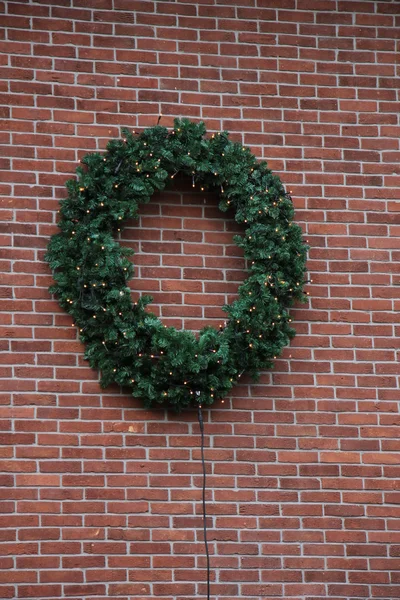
{"left": 46, "top": 118, "right": 308, "bottom": 412}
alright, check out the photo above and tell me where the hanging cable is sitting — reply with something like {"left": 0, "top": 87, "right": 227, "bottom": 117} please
{"left": 197, "top": 405, "right": 211, "bottom": 600}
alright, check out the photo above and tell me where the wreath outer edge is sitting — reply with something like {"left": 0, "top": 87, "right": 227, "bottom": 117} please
{"left": 46, "top": 118, "right": 308, "bottom": 412}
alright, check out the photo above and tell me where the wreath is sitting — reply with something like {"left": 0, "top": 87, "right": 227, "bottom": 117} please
{"left": 46, "top": 118, "right": 308, "bottom": 412}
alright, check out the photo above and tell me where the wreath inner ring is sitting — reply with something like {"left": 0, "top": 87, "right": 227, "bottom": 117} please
{"left": 46, "top": 118, "right": 308, "bottom": 412}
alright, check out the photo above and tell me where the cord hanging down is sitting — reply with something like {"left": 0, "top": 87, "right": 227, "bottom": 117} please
{"left": 197, "top": 406, "right": 211, "bottom": 600}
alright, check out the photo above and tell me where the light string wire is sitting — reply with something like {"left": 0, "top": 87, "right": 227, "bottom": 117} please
{"left": 197, "top": 406, "right": 211, "bottom": 600}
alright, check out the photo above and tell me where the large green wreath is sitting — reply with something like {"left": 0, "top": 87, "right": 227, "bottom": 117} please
{"left": 46, "top": 118, "right": 308, "bottom": 412}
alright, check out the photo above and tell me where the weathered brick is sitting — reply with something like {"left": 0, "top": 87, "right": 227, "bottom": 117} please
{"left": 1, "top": 3, "right": 399, "bottom": 598}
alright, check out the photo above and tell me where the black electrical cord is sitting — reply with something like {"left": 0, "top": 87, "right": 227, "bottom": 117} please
{"left": 197, "top": 405, "right": 211, "bottom": 600}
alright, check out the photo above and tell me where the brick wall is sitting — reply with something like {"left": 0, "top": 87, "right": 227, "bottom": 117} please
{"left": 1, "top": 1, "right": 400, "bottom": 599}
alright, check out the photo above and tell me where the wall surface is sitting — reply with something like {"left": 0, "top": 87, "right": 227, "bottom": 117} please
{"left": 1, "top": 1, "right": 400, "bottom": 599}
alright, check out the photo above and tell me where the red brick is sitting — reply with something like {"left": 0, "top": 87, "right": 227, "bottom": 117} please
{"left": 1, "top": 3, "right": 400, "bottom": 596}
